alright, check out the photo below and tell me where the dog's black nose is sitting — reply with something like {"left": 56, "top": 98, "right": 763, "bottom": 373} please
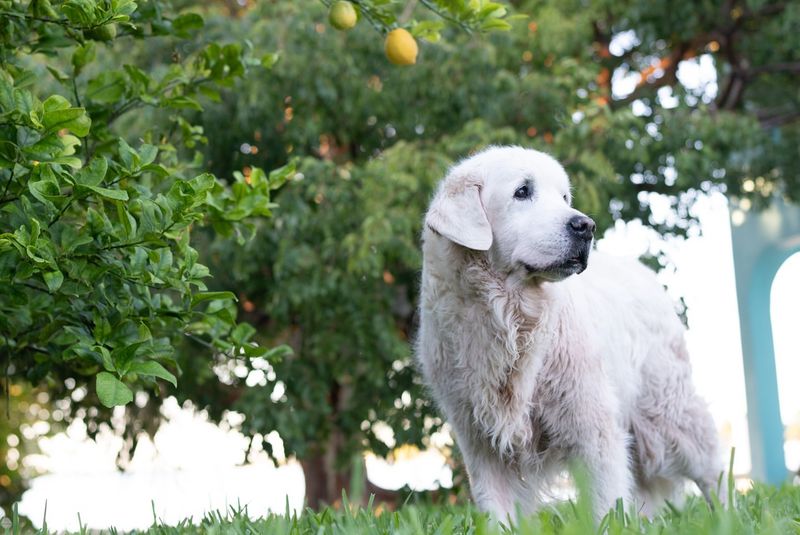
{"left": 567, "top": 215, "right": 596, "bottom": 240}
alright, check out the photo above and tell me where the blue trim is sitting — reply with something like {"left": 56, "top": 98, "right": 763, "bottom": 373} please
{"left": 731, "top": 197, "right": 800, "bottom": 484}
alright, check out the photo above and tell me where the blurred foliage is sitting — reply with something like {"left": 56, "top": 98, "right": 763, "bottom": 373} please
{"left": 0, "top": 387, "right": 37, "bottom": 509}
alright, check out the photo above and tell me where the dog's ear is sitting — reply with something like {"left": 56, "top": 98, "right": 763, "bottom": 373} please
{"left": 425, "top": 175, "right": 492, "bottom": 251}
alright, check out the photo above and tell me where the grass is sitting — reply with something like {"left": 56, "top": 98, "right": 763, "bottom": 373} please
{"left": 4, "top": 482, "right": 800, "bottom": 534}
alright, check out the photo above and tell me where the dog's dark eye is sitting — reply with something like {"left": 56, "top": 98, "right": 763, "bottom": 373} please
{"left": 563, "top": 194, "right": 569, "bottom": 202}
{"left": 513, "top": 184, "right": 531, "bottom": 200}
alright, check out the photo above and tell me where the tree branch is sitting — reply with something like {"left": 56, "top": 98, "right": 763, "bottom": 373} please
{"left": 746, "top": 1, "right": 786, "bottom": 19}
{"left": 611, "top": 45, "right": 685, "bottom": 109}
{"left": 758, "top": 110, "right": 800, "bottom": 129}
{"left": 0, "top": 167, "right": 15, "bottom": 203}
{"left": 746, "top": 62, "right": 800, "bottom": 76}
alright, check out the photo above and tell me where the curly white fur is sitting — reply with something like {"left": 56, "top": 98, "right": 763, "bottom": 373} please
{"left": 416, "top": 146, "right": 724, "bottom": 522}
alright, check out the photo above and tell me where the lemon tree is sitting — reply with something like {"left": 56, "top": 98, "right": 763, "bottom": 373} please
{"left": 0, "top": 2, "right": 297, "bottom": 509}
{"left": 322, "top": 0, "right": 513, "bottom": 64}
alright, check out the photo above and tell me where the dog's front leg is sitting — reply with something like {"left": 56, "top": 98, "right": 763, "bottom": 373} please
{"left": 541, "top": 382, "right": 633, "bottom": 521}
{"left": 457, "top": 434, "right": 532, "bottom": 525}
{"left": 572, "top": 423, "right": 632, "bottom": 520}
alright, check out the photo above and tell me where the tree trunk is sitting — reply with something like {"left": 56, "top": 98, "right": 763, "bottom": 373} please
{"left": 300, "top": 448, "right": 404, "bottom": 510}
{"left": 300, "top": 446, "right": 351, "bottom": 510}
{"left": 300, "top": 380, "right": 403, "bottom": 509}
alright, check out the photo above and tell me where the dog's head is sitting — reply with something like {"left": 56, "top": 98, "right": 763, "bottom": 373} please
{"left": 425, "top": 146, "right": 595, "bottom": 282}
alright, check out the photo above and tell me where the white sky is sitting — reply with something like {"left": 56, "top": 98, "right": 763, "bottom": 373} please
{"left": 10, "top": 44, "right": 800, "bottom": 532}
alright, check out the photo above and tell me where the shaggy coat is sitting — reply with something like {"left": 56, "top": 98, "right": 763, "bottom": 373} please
{"left": 416, "top": 146, "right": 723, "bottom": 521}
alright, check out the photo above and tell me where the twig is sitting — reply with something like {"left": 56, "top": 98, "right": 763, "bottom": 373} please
{"left": 758, "top": 110, "right": 800, "bottom": 129}
{"left": 183, "top": 332, "right": 216, "bottom": 350}
{"left": 21, "top": 281, "right": 51, "bottom": 294}
{"left": 746, "top": 62, "right": 800, "bottom": 76}
{"left": 419, "top": 0, "right": 473, "bottom": 33}
{"left": 348, "top": 1, "right": 387, "bottom": 34}
{"left": 0, "top": 10, "right": 75, "bottom": 28}
{"left": 0, "top": 167, "right": 15, "bottom": 202}
{"left": 99, "top": 221, "right": 176, "bottom": 251}
{"left": 3, "top": 335, "right": 9, "bottom": 418}
{"left": 48, "top": 196, "right": 74, "bottom": 228}
{"left": 398, "top": 0, "right": 418, "bottom": 24}
{"left": 72, "top": 77, "right": 82, "bottom": 108}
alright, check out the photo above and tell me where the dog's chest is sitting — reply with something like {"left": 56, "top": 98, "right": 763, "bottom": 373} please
{"left": 434, "top": 309, "right": 550, "bottom": 455}
{"left": 419, "top": 257, "right": 560, "bottom": 456}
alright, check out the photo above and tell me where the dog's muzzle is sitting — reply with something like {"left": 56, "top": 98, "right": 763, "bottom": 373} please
{"left": 560, "top": 239, "right": 591, "bottom": 274}
{"left": 523, "top": 237, "right": 593, "bottom": 280}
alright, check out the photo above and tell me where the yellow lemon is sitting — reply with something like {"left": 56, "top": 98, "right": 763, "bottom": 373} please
{"left": 385, "top": 28, "right": 418, "bottom": 66}
{"left": 329, "top": 1, "right": 357, "bottom": 31}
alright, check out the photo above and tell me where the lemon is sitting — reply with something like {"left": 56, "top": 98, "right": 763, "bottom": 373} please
{"left": 329, "top": 1, "right": 357, "bottom": 31}
{"left": 384, "top": 28, "right": 418, "bottom": 66}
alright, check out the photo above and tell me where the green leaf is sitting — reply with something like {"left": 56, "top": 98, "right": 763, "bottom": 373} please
{"left": 269, "top": 161, "right": 296, "bottom": 190}
{"left": 85, "top": 185, "right": 129, "bottom": 201}
{"left": 260, "top": 53, "right": 280, "bottom": 69}
{"left": 139, "top": 144, "right": 158, "bottom": 166}
{"left": 411, "top": 20, "right": 445, "bottom": 43}
{"left": 111, "top": 341, "right": 147, "bottom": 374}
{"left": 164, "top": 96, "right": 202, "bottom": 111}
{"left": 126, "top": 360, "right": 177, "bottom": 387}
{"left": 189, "top": 172, "right": 216, "bottom": 194}
{"left": 50, "top": 155, "right": 83, "bottom": 168}
{"left": 96, "top": 372, "right": 133, "bottom": 407}
{"left": 46, "top": 66, "right": 70, "bottom": 83}
{"left": 41, "top": 95, "right": 91, "bottom": 136}
{"left": 231, "top": 322, "right": 256, "bottom": 345}
{"left": 43, "top": 270, "right": 64, "bottom": 292}
{"left": 172, "top": 13, "right": 204, "bottom": 36}
{"left": 28, "top": 179, "right": 60, "bottom": 210}
{"left": 198, "top": 85, "right": 221, "bottom": 102}
{"left": 61, "top": 0, "right": 96, "bottom": 25}
{"left": 29, "top": 218, "right": 41, "bottom": 244}
{"left": 73, "top": 157, "right": 109, "bottom": 188}
{"left": 480, "top": 18, "right": 511, "bottom": 31}
{"left": 191, "top": 291, "right": 237, "bottom": 307}
{"left": 86, "top": 71, "right": 126, "bottom": 103}
{"left": 60, "top": 225, "right": 94, "bottom": 252}
{"left": 118, "top": 138, "right": 138, "bottom": 170}
{"left": 243, "top": 344, "right": 292, "bottom": 361}
{"left": 123, "top": 64, "right": 151, "bottom": 90}
{"left": 98, "top": 346, "right": 114, "bottom": 372}
{"left": 71, "top": 42, "right": 96, "bottom": 75}
{"left": 266, "top": 345, "right": 293, "bottom": 360}
{"left": 112, "top": 0, "right": 137, "bottom": 16}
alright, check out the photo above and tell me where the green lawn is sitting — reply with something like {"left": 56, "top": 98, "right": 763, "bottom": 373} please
{"left": 6, "top": 483, "right": 800, "bottom": 534}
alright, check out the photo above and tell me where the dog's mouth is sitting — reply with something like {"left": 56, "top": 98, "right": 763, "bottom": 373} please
{"left": 522, "top": 245, "right": 591, "bottom": 281}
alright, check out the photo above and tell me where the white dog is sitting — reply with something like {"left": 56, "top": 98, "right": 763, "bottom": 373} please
{"left": 416, "top": 146, "right": 723, "bottom": 521}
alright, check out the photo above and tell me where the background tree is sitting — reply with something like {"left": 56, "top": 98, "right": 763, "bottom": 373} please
{"left": 182, "top": 0, "right": 799, "bottom": 508}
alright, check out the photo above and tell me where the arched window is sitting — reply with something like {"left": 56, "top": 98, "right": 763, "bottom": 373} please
{"left": 771, "top": 253, "right": 800, "bottom": 472}
{"left": 731, "top": 196, "right": 800, "bottom": 483}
